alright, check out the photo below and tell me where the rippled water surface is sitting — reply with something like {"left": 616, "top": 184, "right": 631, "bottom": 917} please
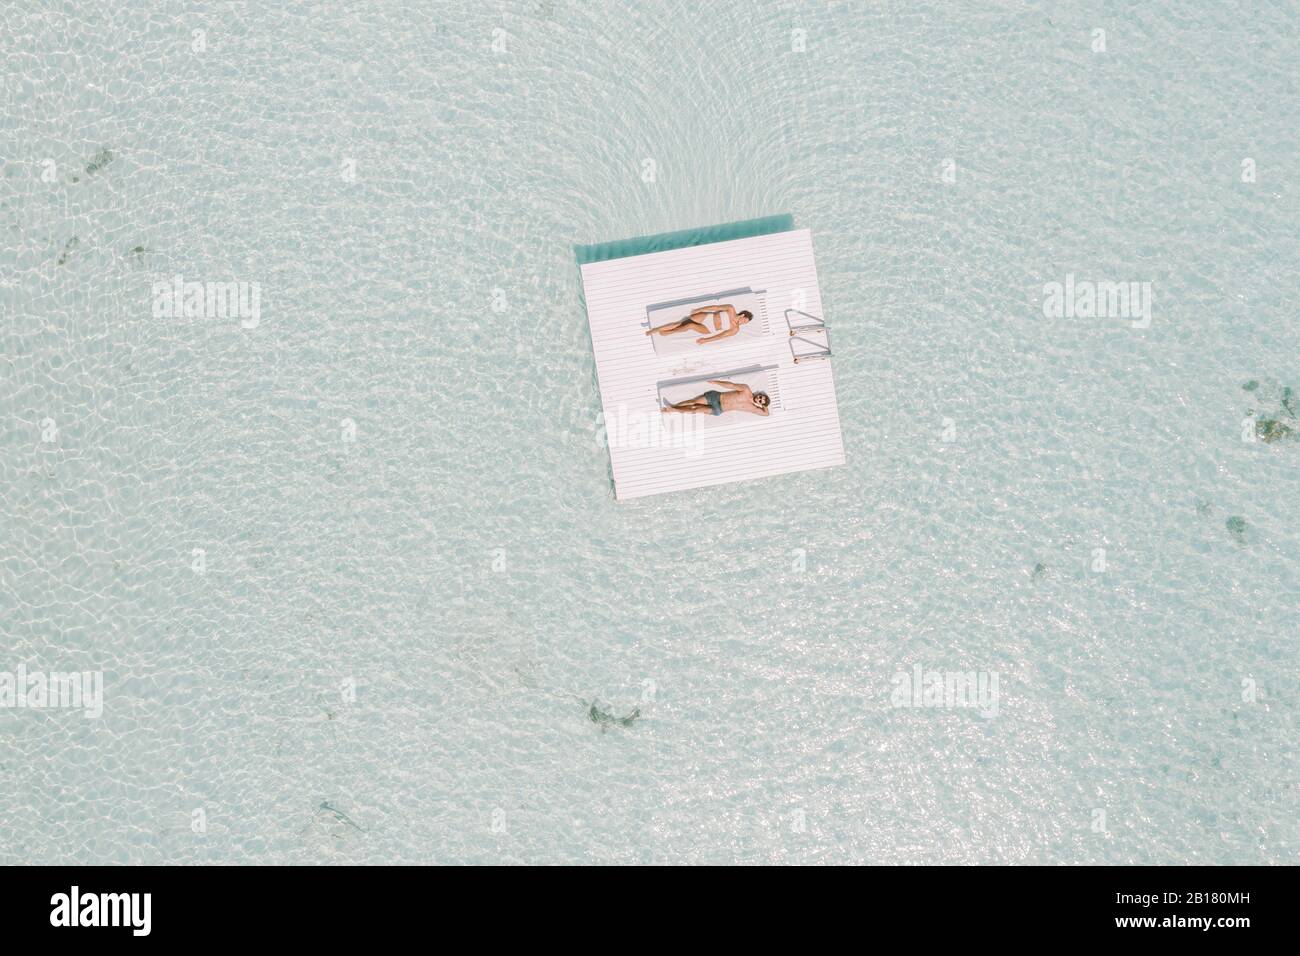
{"left": 2, "top": 1, "right": 1297, "bottom": 863}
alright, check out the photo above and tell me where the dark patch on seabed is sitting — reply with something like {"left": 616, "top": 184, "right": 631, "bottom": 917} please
{"left": 1225, "top": 515, "right": 1248, "bottom": 545}
{"left": 85, "top": 148, "right": 115, "bottom": 175}
{"left": 1243, "top": 380, "right": 1297, "bottom": 444}
{"left": 587, "top": 701, "right": 640, "bottom": 730}
{"left": 317, "top": 801, "right": 365, "bottom": 832}
{"left": 56, "top": 235, "right": 78, "bottom": 265}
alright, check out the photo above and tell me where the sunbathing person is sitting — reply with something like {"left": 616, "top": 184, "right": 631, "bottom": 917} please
{"left": 662, "top": 380, "right": 771, "bottom": 417}
{"left": 646, "top": 304, "right": 753, "bottom": 344}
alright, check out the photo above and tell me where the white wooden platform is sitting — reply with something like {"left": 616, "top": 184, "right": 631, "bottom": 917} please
{"left": 580, "top": 228, "right": 845, "bottom": 500}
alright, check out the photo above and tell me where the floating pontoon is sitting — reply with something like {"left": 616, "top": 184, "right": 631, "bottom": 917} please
{"left": 576, "top": 215, "right": 845, "bottom": 500}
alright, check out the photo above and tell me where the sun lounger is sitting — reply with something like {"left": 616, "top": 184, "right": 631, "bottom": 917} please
{"left": 646, "top": 288, "right": 769, "bottom": 356}
{"left": 656, "top": 365, "right": 780, "bottom": 428}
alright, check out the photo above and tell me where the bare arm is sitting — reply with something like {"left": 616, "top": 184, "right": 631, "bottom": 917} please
{"left": 696, "top": 326, "right": 739, "bottom": 344}
{"left": 708, "top": 379, "right": 747, "bottom": 392}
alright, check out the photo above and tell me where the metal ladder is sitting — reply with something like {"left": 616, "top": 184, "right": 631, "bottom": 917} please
{"left": 785, "top": 309, "right": 831, "bottom": 364}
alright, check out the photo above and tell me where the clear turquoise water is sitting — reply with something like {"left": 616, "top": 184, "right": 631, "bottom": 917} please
{"left": 2, "top": 1, "right": 1296, "bottom": 864}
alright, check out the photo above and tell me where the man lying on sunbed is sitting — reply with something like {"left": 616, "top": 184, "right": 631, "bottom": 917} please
{"left": 646, "top": 304, "right": 753, "bottom": 344}
{"left": 662, "top": 380, "right": 770, "bottom": 417}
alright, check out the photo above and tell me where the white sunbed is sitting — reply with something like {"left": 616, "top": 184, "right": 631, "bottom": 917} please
{"left": 645, "top": 289, "right": 769, "bottom": 356}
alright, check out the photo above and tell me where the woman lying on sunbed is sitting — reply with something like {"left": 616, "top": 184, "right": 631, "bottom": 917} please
{"left": 646, "top": 304, "right": 753, "bottom": 344}
{"left": 662, "top": 380, "right": 770, "bottom": 417}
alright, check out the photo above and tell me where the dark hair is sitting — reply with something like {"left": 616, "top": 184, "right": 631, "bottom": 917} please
{"left": 739, "top": 310, "right": 753, "bottom": 321}
{"left": 752, "top": 391, "right": 770, "bottom": 408}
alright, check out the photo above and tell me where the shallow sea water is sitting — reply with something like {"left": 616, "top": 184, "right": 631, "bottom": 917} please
{"left": 1, "top": 1, "right": 1297, "bottom": 864}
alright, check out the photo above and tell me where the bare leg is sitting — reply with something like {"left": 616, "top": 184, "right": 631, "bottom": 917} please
{"left": 662, "top": 397, "right": 712, "bottom": 414}
{"left": 647, "top": 318, "right": 709, "bottom": 337}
